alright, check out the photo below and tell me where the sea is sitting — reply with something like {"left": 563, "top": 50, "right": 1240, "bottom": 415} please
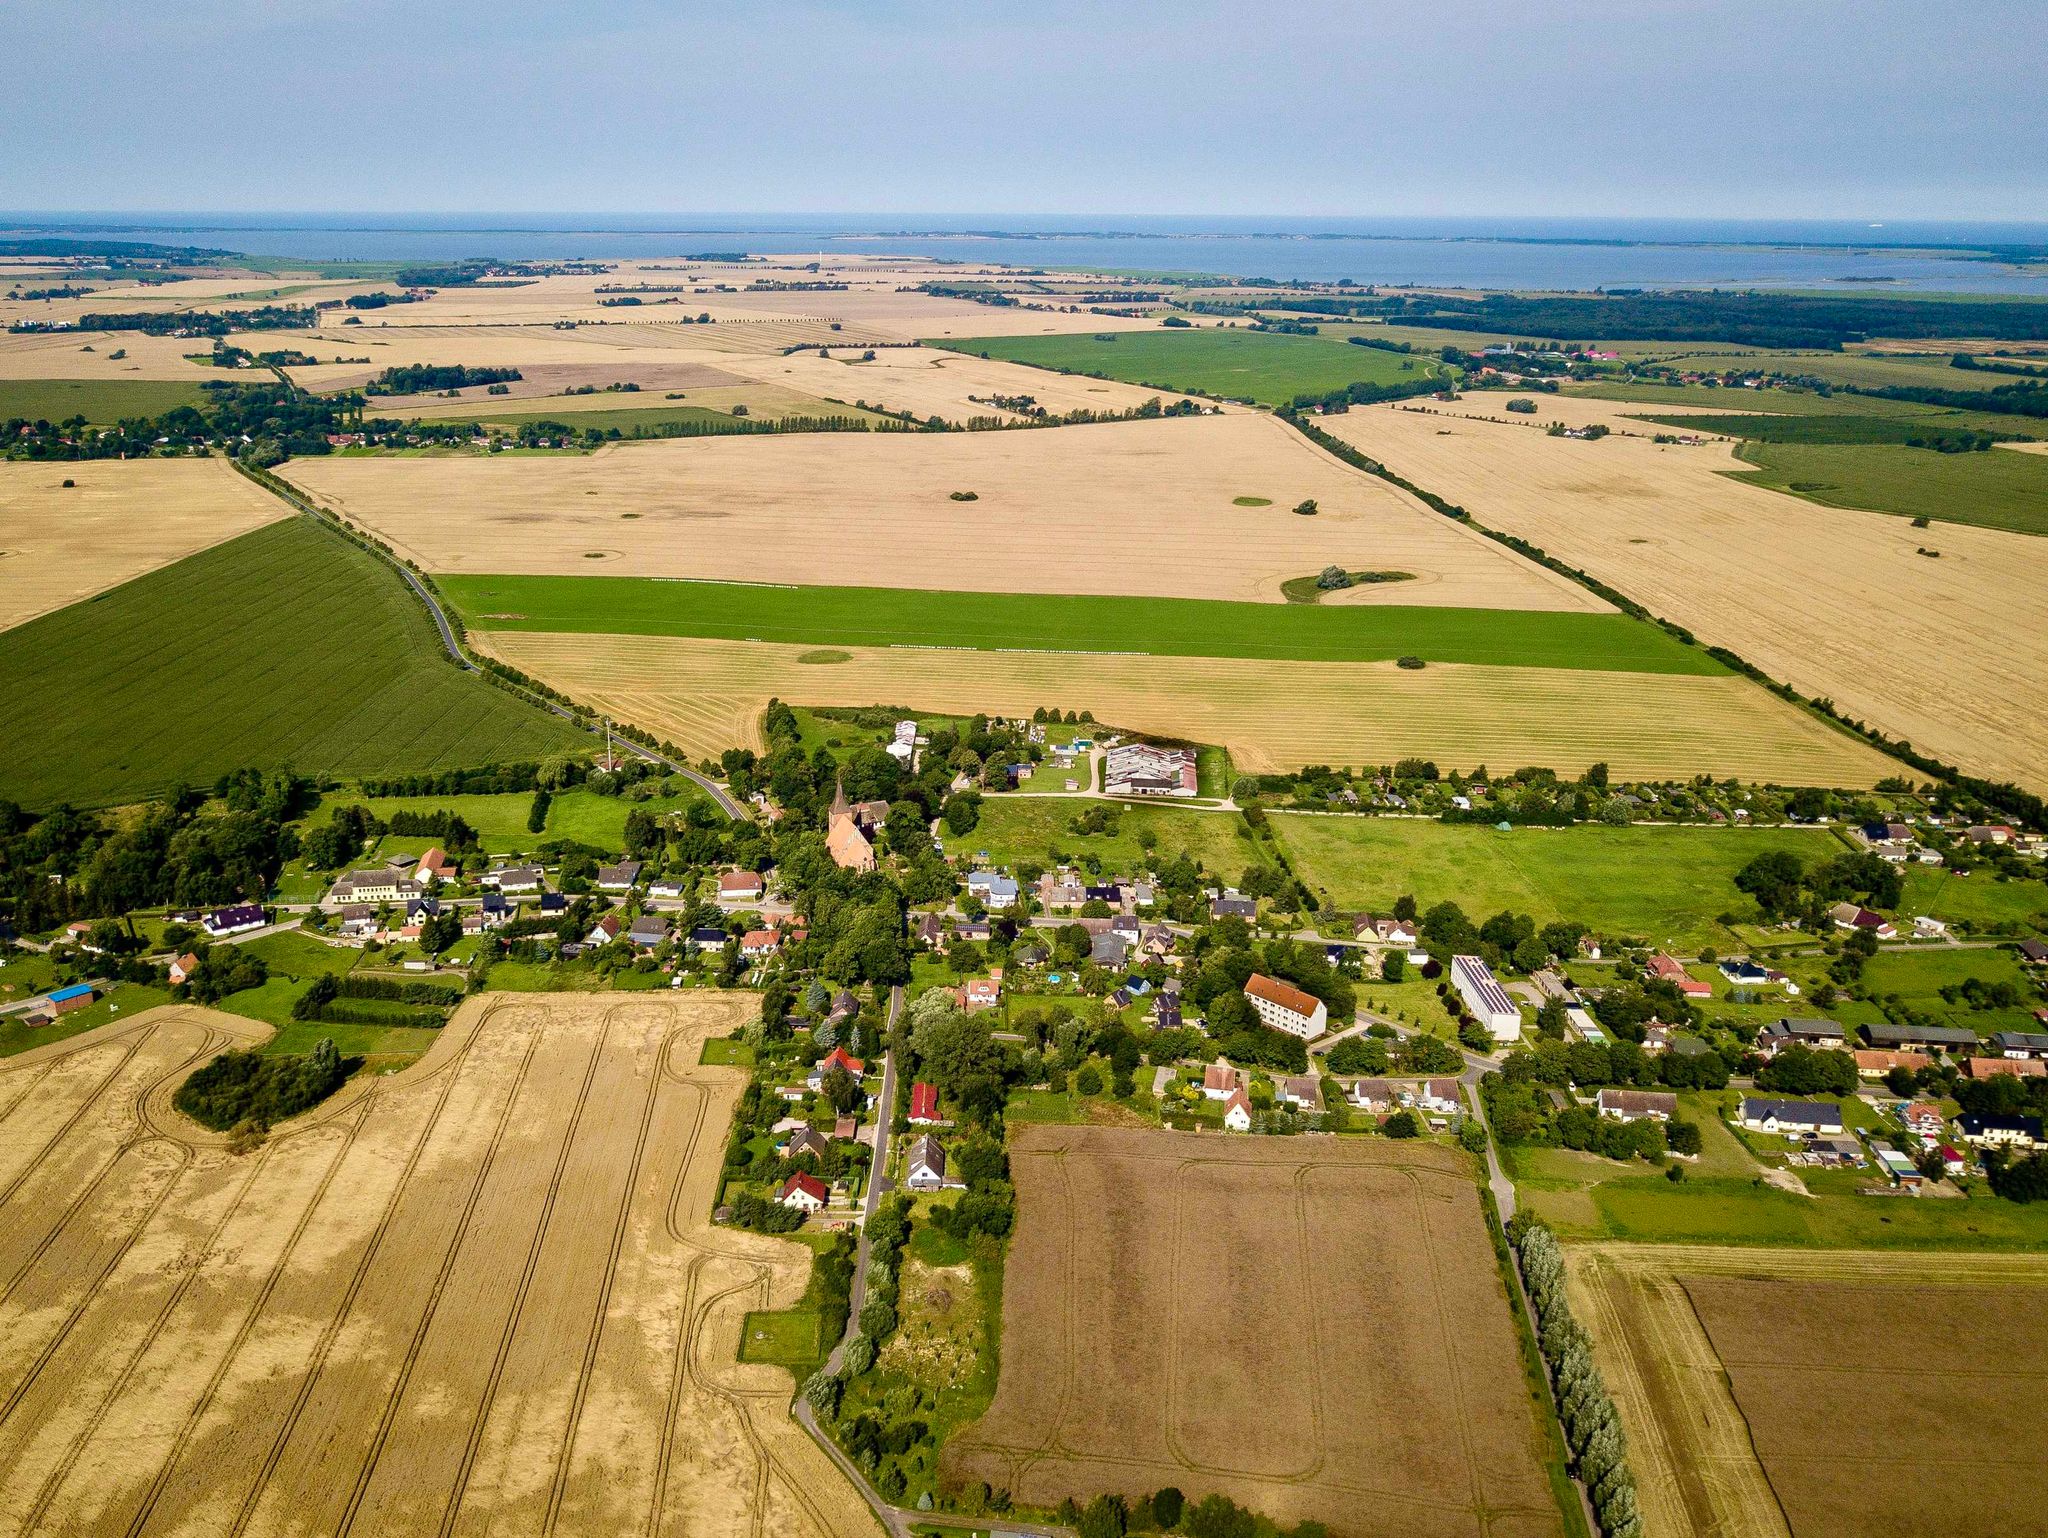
{"left": 5, "top": 213, "right": 2048, "bottom": 295}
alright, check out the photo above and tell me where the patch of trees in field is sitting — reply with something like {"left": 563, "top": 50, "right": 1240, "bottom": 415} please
{"left": 370, "top": 364, "right": 522, "bottom": 394}
{"left": 174, "top": 1039, "right": 351, "bottom": 1133}
{"left": 8, "top": 304, "right": 318, "bottom": 336}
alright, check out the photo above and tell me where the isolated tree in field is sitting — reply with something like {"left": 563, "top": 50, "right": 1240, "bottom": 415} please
{"left": 1293, "top": 498, "right": 1318, "bottom": 516}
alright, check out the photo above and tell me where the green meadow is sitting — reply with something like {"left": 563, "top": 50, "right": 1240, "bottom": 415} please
{"left": 929, "top": 327, "right": 1449, "bottom": 407}
{"left": 0, "top": 377, "right": 211, "bottom": 423}
{"left": 443, "top": 575, "right": 1719, "bottom": 674}
{"left": 1728, "top": 440, "right": 2048, "bottom": 537}
{"left": 0, "top": 518, "right": 586, "bottom": 810}
{"left": 1267, "top": 815, "right": 1843, "bottom": 947}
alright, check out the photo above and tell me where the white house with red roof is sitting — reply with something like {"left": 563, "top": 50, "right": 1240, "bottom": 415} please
{"left": 717, "top": 869, "right": 765, "bottom": 904}
{"left": 909, "top": 1082, "right": 942, "bottom": 1125}
{"left": 1201, "top": 1057, "right": 1247, "bottom": 1100}
{"left": 1221, "top": 1088, "right": 1253, "bottom": 1131}
{"left": 808, "top": 1047, "right": 865, "bottom": 1091}
{"left": 1647, "top": 954, "right": 1713, "bottom": 998}
{"left": 1243, "top": 973, "right": 1328, "bottom": 1040}
{"left": 777, "top": 1172, "right": 828, "bottom": 1212}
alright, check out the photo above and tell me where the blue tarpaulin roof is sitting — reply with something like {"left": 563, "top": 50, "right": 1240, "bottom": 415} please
{"left": 48, "top": 984, "right": 94, "bottom": 1004}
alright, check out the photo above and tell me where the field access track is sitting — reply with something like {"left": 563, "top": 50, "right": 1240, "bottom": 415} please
{"left": 0, "top": 996, "right": 876, "bottom": 1538}
{"left": 944, "top": 1126, "right": 1563, "bottom": 1538}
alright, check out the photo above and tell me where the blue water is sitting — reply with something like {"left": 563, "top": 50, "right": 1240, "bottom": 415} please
{"left": 7, "top": 212, "right": 2048, "bottom": 294}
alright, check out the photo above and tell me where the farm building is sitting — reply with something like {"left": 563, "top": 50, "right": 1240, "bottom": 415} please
{"left": 1863, "top": 1022, "right": 1979, "bottom": 1054}
{"left": 413, "top": 847, "right": 452, "bottom": 883}
{"left": 1450, "top": 954, "right": 1522, "bottom": 1043}
{"left": 202, "top": 904, "right": 266, "bottom": 938}
{"left": 1993, "top": 1031, "right": 2048, "bottom": 1059}
{"left": 1854, "top": 1049, "right": 1931, "bottom": 1078}
{"left": 1596, "top": 1088, "right": 1676, "bottom": 1123}
{"left": 1827, "top": 902, "right": 1896, "bottom": 939}
{"left": 47, "top": 983, "right": 97, "bottom": 1015}
{"left": 1739, "top": 1097, "right": 1845, "bottom": 1135}
{"left": 1647, "top": 954, "right": 1712, "bottom": 998}
{"left": 1963, "top": 1057, "right": 2045, "bottom": 1080}
{"left": 1243, "top": 973, "right": 1328, "bottom": 1040}
{"left": 1756, "top": 1018, "right": 1847, "bottom": 1055}
{"left": 1102, "top": 742, "right": 1198, "bottom": 797}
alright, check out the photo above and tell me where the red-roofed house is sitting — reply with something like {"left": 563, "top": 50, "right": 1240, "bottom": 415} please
{"left": 808, "top": 1047, "right": 865, "bottom": 1091}
{"left": 1648, "top": 954, "right": 1713, "bottom": 998}
{"left": 414, "top": 847, "right": 451, "bottom": 884}
{"left": 909, "top": 1082, "right": 942, "bottom": 1125}
{"left": 961, "top": 977, "right": 1001, "bottom": 1012}
{"left": 1243, "top": 973, "right": 1328, "bottom": 1040}
{"left": 1201, "top": 1057, "right": 1246, "bottom": 1100}
{"left": 1222, "top": 1088, "right": 1253, "bottom": 1132}
{"left": 777, "top": 1172, "right": 828, "bottom": 1212}
{"left": 167, "top": 952, "right": 202, "bottom": 986}
{"left": 718, "top": 869, "right": 765, "bottom": 904}
{"left": 741, "top": 928, "right": 782, "bottom": 959}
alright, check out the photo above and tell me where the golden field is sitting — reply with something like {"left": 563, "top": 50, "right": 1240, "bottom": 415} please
{"left": 1317, "top": 401, "right": 2048, "bottom": 791}
{"left": 473, "top": 629, "right": 1899, "bottom": 785}
{"left": 0, "top": 995, "right": 877, "bottom": 1538}
{"left": 0, "top": 459, "right": 288, "bottom": 631}
{"left": 1568, "top": 1243, "right": 2048, "bottom": 1538}
{"left": 282, "top": 412, "right": 1601, "bottom": 609}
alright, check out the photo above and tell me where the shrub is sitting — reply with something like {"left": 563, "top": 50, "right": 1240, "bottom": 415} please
{"left": 1396, "top": 655, "right": 1425, "bottom": 670}
{"left": 174, "top": 1039, "right": 348, "bottom": 1132}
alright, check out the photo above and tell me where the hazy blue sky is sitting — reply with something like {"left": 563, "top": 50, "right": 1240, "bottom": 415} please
{"left": 6, "top": 0, "right": 2044, "bottom": 220}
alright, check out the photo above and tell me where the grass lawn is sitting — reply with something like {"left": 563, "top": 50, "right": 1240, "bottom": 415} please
{"left": 440, "top": 575, "right": 1716, "bottom": 675}
{"left": 699, "top": 1036, "right": 756, "bottom": 1066}
{"left": 931, "top": 327, "right": 1451, "bottom": 408}
{"left": 0, "top": 517, "right": 587, "bottom": 810}
{"left": 1006, "top": 1086, "right": 1160, "bottom": 1126}
{"left": 308, "top": 786, "right": 706, "bottom": 858}
{"left": 738, "top": 1307, "right": 822, "bottom": 1366}
{"left": 0, "top": 983, "right": 172, "bottom": 1058}
{"left": 259, "top": 1019, "right": 441, "bottom": 1061}
{"left": 0, "top": 377, "right": 211, "bottom": 423}
{"left": 956, "top": 798, "right": 1266, "bottom": 881}
{"left": 239, "top": 927, "right": 360, "bottom": 979}
{"left": 1858, "top": 946, "right": 2044, "bottom": 1038}
{"left": 1902, "top": 866, "right": 2048, "bottom": 937}
{"left": 1728, "top": 440, "right": 2048, "bottom": 537}
{"left": 1269, "top": 816, "right": 1841, "bottom": 947}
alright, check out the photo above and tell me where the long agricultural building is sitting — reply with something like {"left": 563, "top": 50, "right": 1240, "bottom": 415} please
{"left": 1451, "top": 954, "right": 1523, "bottom": 1042}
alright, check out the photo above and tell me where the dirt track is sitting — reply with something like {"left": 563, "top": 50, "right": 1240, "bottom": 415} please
{"left": 0, "top": 996, "right": 878, "bottom": 1538}
{"left": 945, "top": 1126, "right": 1562, "bottom": 1538}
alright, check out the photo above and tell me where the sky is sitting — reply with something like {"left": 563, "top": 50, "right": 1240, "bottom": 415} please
{"left": 5, "top": 0, "right": 2045, "bottom": 222}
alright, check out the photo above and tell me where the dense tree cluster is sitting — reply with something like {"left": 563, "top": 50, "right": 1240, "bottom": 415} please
{"left": 173, "top": 1039, "right": 348, "bottom": 1132}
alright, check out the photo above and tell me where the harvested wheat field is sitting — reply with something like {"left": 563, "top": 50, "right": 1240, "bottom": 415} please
{"left": 944, "top": 1126, "right": 1562, "bottom": 1538}
{"left": 0, "top": 459, "right": 287, "bottom": 631}
{"left": 477, "top": 628, "right": 1898, "bottom": 785}
{"left": 0, "top": 330, "right": 240, "bottom": 381}
{"left": 1318, "top": 402, "right": 2048, "bottom": 791}
{"left": 1567, "top": 1243, "right": 2048, "bottom": 1538}
{"left": 0, "top": 995, "right": 877, "bottom": 1538}
{"left": 283, "top": 412, "right": 1600, "bottom": 609}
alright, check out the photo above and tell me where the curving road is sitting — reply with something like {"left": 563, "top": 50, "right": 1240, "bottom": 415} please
{"left": 236, "top": 461, "right": 747, "bottom": 821}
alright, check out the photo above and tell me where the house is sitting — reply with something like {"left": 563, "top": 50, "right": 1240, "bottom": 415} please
{"left": 1416, "top": 1079, "right": 1463, "bottom": 1116}
{"left": 586, "top": 913, "right": 623, "bottom": 946}
{"left": 689, "top": 926, "right": 731, "bottom": 952}
{"left": 1965, "top": 824, "right": 2016, "bottom": 846}
{"left": 1209, "top": 896, "right": 1256, "bottom": 921}
{"left": 825, "top": 989, "right": 861, "bottom": 1027}
{"left": 777, "top": 1172, "right": 828, "bottom": 1212}
{"left": 965, "top": 870, "right": 1020, "bottom": 906}
{"left": 808, "top": 1047, "right": 865, "bottom": 1090}
{"left": 489, "top": 865, "right": 544, "bottom": 894}
{"left": 913, "top": 913, "right": 944, "bottom": 948}
{"left": 712, "top": 872, "right": 761, "bottom": 909}
{"left": 1139, "top": 923, "right": 1175, "bottom": 959}
{"left": 1828, "top": 902, "right": 1896, "bottom": 939}
{"left": 1090, "top": 932, "right": 1128, "bottom": 968}
{"left": 479, "top": 891, "right": 510, "bottom": 926}
{"left": 1964, "top": 1056, "right": 2046, "bottom": 1080}
{"left": 824, "top": 811, "right": 875, "bottom": 872}
{"left": 202, "top": 904, "right": 266, "bottom": 938}
{"left": 1276, "top": 1074, "right": 1324, "bottom": 1112}
{"left": 1201, "top": 1058, "right": 1246, "bottom": 1100}
{"left": 1648, "top": 954, "right": 1712, "bottom": 997}
{"left": 596, "top": 860, "right": 643, "bottom": 892}
{"left": 1152, "top": 995, "right": 1183, "bottom": 1029}
{"left": 1940, "top": 1144, "right": 1969, "bottom": 1176}
{"left": 1858, "top": 821, "right": 1915, "bottom": 847}
{"left": 741, "top": 928, "right": 784, "bottom": 959}
{"left": 961, "top": 977, "right": 1001, "bottom": 1012}
{"left": 1739, "top": 1097, "right": 1845, "bottom": 1135}
{"left": 1085, "top": 882, "right": 1124, "bottom": 907}
{"left": 648, "top": 876, "right": 689, "bottom": 900}
{"left": 338, "top": 905, "right": 378, "bottom": 940}
{"left": 1900, "top": 1102, "right": 1945, "bottom": 1142}
{"left": 1912, "top": 915, "right": 1949, "bottom": 938}
{"left": 780, "top": 1125, "right": 830, "bottom": 1160}
{"left": 1854, "top": 1049, "right": 1930, "bottom": 1078}
{"left": 1103, "top": 742, "right": 1198, "bottom": 797}
{"left": 1451, "top": 954, "right": 1522, "bottom": 1043}
{"left": 330, "top": 869, "right": 421, "bottom": 905}
{"left": 1863, "top": 1022, "right": 1978, "bottom": 1054}
{"left": 1992, "top": 1031, "right": 2048, "bottom": 1060}
{"left": 627, "top": 914, "right": 670, "bottom": 949}
{"left": 1221, "top": 1088, "right": 1253, "bottom": 1132}
{"left": 47, "top": 983, "right": 97, "bottom": 1015}
{"left": 167, "top": 952, "right": 201, "bottom": 986}
{"left": 905, "top": 1135, "right": 954, "bottom": 1192}
{"left": 537, "top": 892, "right": 567, "bottom": 915}
{"left": 1756, "top": 1018, "right": 1847, "bottom": 1055}
{"left": 1344, "top": 1078, "right": 1397, "bottom": 1114}
{"left": 954, "top": 918, "right": 992, "bottom": 945}
{"left": 1719, "top": 957, "right": 1797, "bottom": 994}
{"left": 1596, "top": 1088, "right": 1677, "bottom": 1123}
{"left": 414, "top": 847, "right": 452, "bottom": 884}
{"left": 1244, "top": 973, "right": 1328, "bottom": 1040}
{"left": 1956, "top": 1112, "right": 2044, "bottom": 1149}
{"left": 909, "top": 1082, "right": 942, "bottom": 1125}
{"left": 1355, "top": 916, "right": 1419, "bottom": 947}
{"left": 2019, "top": 940, "right": 2048, "bottom": 966}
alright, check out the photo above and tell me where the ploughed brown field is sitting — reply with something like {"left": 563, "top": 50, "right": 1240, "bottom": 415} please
{"left": 0, "top": 995, "right": 876, "bottom": 1538}
{"left": 944, "top": 1126, "right": 1563, "bottom": 1538}
{"left": 1567, "top": 1243, "right": 2048, "bottom": 1538}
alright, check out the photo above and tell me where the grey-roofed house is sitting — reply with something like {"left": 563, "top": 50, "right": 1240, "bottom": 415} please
{"left": 627, "top": 914, "right": 670, "bottom": 948}
{"left": 1993, "top": 1031, "right": 2048, "bottom": 1060}
{"left": 1739, "top": 1097, "right": 1845, "bottom": 1135}
{"left": 1090, "top": 931, "right": 1128, "bottom": 967}
{"left": 1209, "top": 896, "right": 1256, "bottom": 920}
{"left": 1756, "top": 1018, "right": 1847, "bottom": 1055}
{"left": 596, "top": 860, "right": 644, "bottom": 892}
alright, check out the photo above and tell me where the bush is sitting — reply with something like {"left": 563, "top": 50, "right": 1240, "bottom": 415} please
{"left": 1396, "top": 655, "right": 1425, "bottom": 670}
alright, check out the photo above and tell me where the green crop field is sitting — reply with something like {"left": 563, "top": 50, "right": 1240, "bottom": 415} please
{"left": 1902, "top": 866, "right": 2048, "bottom": 937}
{"left": 1268, "top": 815, "right": 1843, "bottom": 947}
{"left": 0, "top": 518, "right": 587, "bottom": 810}
{"left": 442, "top": 575, "right": 1720, "bottom": 675}
{"left": 1728, "top": 441, "right": 2048, "bottom": 536}
{"left": 929, "top": 328, "right": 1450, "bottom": 407}
{"left": 1637, "top": 411, "right": 2046, "bottom": 445}
{"left": 950, "top": 798, "right": 1269, "bottom": 882}
{"left": 0, "top": 378, "right": 210, "bottom": 423}
{"left": 308, "top": 784, "right": 707, "bottom": 856}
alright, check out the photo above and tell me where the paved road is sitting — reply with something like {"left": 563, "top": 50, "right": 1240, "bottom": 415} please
{"left": 836, "top": 986, "right": 903, "bottom": 1350}
{"left": 238, "top": 462, "right": 747, "bottom": 821}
